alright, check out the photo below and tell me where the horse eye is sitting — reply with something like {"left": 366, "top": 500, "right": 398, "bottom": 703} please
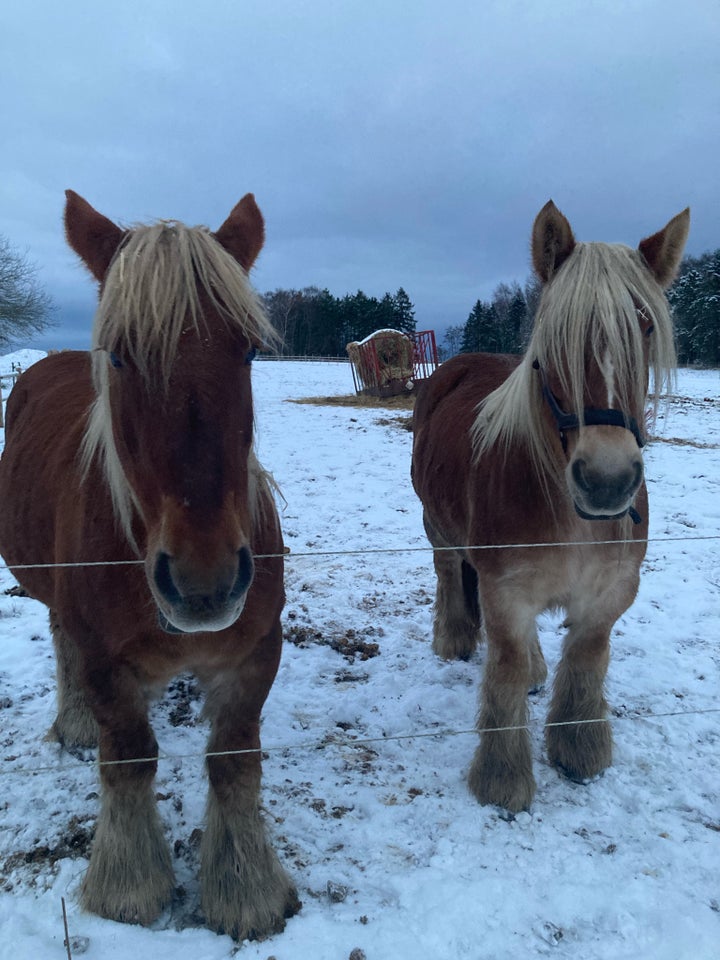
{"left": 245, "top": 347, "right": 257, "bottom": 365}
{"left": 645, "top": 324, "right": 655, "bottom": 337}
{"left": 109, "top": 351, "right": 124, "bottom": 369}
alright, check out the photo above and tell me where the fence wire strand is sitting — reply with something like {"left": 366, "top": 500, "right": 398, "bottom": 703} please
{"left": 2, "top": 705, "right": 719, "bottom": 780}
{"left": 0, "top": 532, "right": 719, "bottom": 574}
{"left": 0, "top": 514, "right": 717, "bottom": 783}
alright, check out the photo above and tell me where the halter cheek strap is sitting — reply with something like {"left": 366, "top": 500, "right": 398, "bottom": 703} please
{"left": 532, "top": 359, "right": 645, "bottom": 451}
{"left": 532, "top": 360, "right": 645, "bottom": 525}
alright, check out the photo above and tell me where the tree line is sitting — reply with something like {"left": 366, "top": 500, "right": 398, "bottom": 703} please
{"left": 261, "top": 286, "right": 415, "bottom": 357}
{"left": 668, "top": 251, "right": 720, "bottom": 366}
{"left": 443, "top": 277, "right": 541, "bottom": 358}
{"left": 0, "top": 228, "right": 718, "bottom": 366}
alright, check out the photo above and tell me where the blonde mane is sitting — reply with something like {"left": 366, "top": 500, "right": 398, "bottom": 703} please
{"left": 91, "top": 221, "right": 276, "bottom": 377}
{"left": 471, "top": 242, "right": 677, "bottom": 491}
{"left": 82, "top": 221, "right": 278, "bottom": 545}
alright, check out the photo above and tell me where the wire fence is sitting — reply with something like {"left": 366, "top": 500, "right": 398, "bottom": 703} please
{"left": 0, "top": 528, "right": 718, "bottom": 782}
{"left": 0, "top": 371, "right": 718, "bottom": 783}
{"left": 257, "top": 355, "right": 350, "bottom": 363}
{"left": 1, "top": 531, "right": 718, "bottom": 575}
{"left": 3, "top": 706, "right": 720, "bottom": 781}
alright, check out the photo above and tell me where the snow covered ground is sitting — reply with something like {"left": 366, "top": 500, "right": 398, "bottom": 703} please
{"left": 0, "top": 354, "right": 718, "bottom": 960}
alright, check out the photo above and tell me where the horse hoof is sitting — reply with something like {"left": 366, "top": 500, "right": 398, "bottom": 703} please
{"left": 555, "top": 762, "right": 606, "bottom": 786}
{"left": 468, "top": 756, "right": 536, "bottom": 813}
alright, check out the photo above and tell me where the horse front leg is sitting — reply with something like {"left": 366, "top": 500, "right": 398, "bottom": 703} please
{"left": 546, "top": 617, "right": 613, "bottom": 782}
{"left": 200, "top": 633, "right": 299, "bottom": 941}
{"left": 81, "top": 663, "right": 174, "bottom": 924}
{"left": 468, "top": 595, "right": 538, "bottom": 812}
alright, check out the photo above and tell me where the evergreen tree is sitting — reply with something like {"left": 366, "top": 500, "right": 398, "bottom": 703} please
{"left": 392, "top": 287, "right": 416, "bottom": 334}
{"left": 378, "top": 292, "right": 397, "bottom": 330}
{"left": 507, "top": 288, "right": 529, "bottom": 352}
{"left": 343, "top": 290, "right": 378, "bottom": 343}
{"left": 308, "top": 288, "right": 342, "bottom": 356}
{"left": 490, "top": 281, "right": 528, "bottom": 353}
{"left": 669, "top": 268, "right": 703, "bottom": 364}
{"left": 460, "top": 300, "right": 499, "bottom": 353}
{"left": 669, "top": 251, "right": 720, "bottom": 366}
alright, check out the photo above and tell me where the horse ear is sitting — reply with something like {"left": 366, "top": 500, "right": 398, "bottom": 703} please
{"left": 638, "top": 208, "right": 690, "bottom": 288}
{"left": 64, "top": 190, "right": 124, "bottom": 282}
{"left": 214, "top": 193, "right": 265, "bottom": 271}
{"left": 531, "top": 200, "right": 576, "bottom": 283}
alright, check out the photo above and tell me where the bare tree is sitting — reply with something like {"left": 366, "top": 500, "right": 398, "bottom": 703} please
{"left": 442, "top": 324, "right": 464, "bottom": 358}
{"left": 0, "top": 235, "right": 55, "bottom": 347}
{"left": 261, "top": 288, "right": 301, "bottom": 354}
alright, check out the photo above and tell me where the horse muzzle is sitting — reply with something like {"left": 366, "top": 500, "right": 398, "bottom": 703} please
{"left": 567, "top": 442, "right": 644, "bottom": 523}
{"left": 151, "top": 545, "right": 254, "bottom": 634}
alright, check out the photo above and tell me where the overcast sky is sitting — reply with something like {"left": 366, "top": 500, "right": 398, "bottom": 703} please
{"left": 2, "top": 0, "right": 718, "bottom": 350}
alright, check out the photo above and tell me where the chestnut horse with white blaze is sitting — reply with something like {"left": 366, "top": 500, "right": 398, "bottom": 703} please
{"left": 0, "top": 192, "right": 299, "bottom": 938}
{"left": 412, "top": 202, "right": 689, "bottom": 812}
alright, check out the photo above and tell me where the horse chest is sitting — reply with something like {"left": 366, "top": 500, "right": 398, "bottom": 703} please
{"left": 478, "top": 542, "right": 629, "bottom": 618}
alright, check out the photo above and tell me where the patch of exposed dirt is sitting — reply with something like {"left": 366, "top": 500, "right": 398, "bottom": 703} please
{"left": 4, "top": 585, "right": 28, "bottom": 598}
{"left": 375, "top": 415, "right": 413, "bottom": 431}
{"left": 0, "top": 816, "right": 94, "bottom": 889}
{"left": 164, "top": 675, "right": 203, "bottom": 727}
{"left": 284, "top": 624, "right": 381, "bottom": 662}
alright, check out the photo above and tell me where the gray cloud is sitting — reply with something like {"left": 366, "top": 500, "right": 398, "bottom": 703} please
{"left": 2, "top": 0, "right": 717, "bottom": 349}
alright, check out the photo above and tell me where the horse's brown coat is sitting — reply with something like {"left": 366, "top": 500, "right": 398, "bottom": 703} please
{"left": 0, "top": 193, "right": 299, "bottom": 938}
{"left": 412, "top": 202, "right": 689, "bottom": 812}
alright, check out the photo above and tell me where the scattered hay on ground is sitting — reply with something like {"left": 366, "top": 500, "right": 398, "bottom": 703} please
{"left": 287, "top": 393, "right": 415, "bottom": 411}
{"left": 650, "top": 436, "right": 719, "bottom": 449}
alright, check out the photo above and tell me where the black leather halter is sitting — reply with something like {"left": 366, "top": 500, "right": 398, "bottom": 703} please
{"left": 532, "top": 359, "right": 645, "bottom": 452}
{"left": 533, "top": 360, "right": 645, "bottom": 524}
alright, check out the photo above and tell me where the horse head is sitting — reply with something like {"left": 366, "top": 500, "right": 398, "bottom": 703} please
{"left": 529, "top": 200, "right": 689, "bottom": 521}
{"left": 65, "top": 191, "right": 273, "bottom": 633}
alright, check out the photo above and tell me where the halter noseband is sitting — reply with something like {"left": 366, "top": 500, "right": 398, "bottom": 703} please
{"left": 532, "top": 359, "right": 645, "bottom": 452}
{"left": 532, "top": 359, "right": 644, "bottom": 524}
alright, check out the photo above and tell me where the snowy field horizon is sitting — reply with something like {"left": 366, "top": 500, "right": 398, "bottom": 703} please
{"left": 0, "top": 352, "right": 718, "bottom": 960}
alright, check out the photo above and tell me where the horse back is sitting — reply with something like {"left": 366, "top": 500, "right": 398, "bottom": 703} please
{"left": 412, "top": 353, "right": 520, "bottom": 538}
{"left": 413, "top": 353, "right": 520, "bottom": 434}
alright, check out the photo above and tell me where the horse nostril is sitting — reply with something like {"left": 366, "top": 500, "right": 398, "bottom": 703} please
{"left": 232, "top": 546, "right": 254, "bottom": 601}
{"left": 154, "top": 551, "right": 182, "bottom": 605}
{"left": 572, "top": 458, "right": 589, "bottom": 492}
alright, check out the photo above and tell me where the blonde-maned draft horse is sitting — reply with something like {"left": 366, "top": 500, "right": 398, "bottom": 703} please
{"left": 412, "top": 201, "right": 689, "bottom": 813}
{"left": 0, "top": 192, "right": 300, "bottom": 939}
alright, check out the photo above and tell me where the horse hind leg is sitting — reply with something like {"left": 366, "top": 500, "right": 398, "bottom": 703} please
{"left": 528, "top": 631, "right": 548, "bottom": 694}
{"left": 426, "top": 515, "right": 480, "bottom": 659}
{"left": 431, "top": 551, "right": 481, "bottom": 660}
{"left": 46, "top": 611, "right": 98, "bottom": 749}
